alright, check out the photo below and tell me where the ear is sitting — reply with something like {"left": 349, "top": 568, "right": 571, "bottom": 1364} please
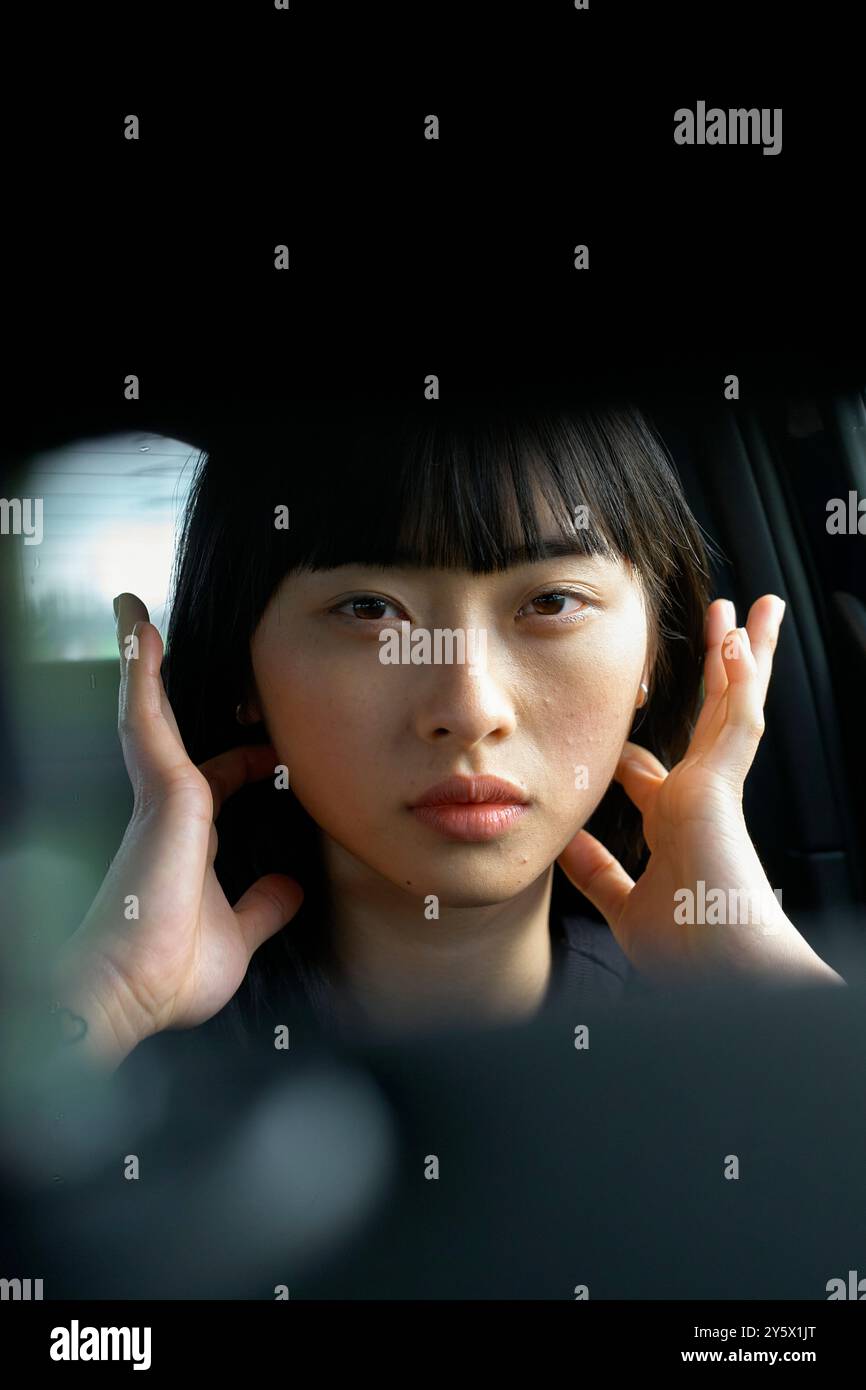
{"left": 237, "top": 675, "right": 264, "bottom": 725}
{"left": 635, "top": 669, "right": 651, "bottom": 708}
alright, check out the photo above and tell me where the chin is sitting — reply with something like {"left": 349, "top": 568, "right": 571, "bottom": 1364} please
{"left": 382, "top": 861, "right": 547, "bottom": 909}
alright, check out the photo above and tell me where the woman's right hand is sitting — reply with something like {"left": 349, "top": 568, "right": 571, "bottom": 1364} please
{"left": 50, "top": 593, "right": 303, "bottom": 1069}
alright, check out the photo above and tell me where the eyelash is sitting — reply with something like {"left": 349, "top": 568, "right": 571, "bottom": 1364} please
{"left": 329, "top": 589, "right": 594, "bottom": 625}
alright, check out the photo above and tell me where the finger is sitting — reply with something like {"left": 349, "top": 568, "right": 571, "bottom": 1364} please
{"left": 114, "top": 592, "right": 150, "bottom": 711}
{"left": 618, "top": 739, "right": 668, "bottom": 779}
{"left": 690, "top": 597, "right": 736, "bottom": 749}
{"left": 198, "top": 743, "right": 285, "bottom": 820}
{"left": 698, "top": 624, "right": 765, "bottom": 784}
{"left": 743, "top": 593, "right": 785, "bottom": 707}
{"left": 114, "top": 591, "right": 150, "bottom": 663}
{"left": 115, "top": 592, "right": 188, "bottom": 748}
{"left": 613, "top": 741, "right": 669, "bottom": 816}
{"left": 233, "top": 874, "right": 304, "bottom": 956}
{"left": 704, "top": 598, "right": 737, "bottom": 696}
{"left": 116, "top": 612, "right": 196, "bottom": 796}
{"left": 557, "top": 828, "right": 634, "bottom": 929}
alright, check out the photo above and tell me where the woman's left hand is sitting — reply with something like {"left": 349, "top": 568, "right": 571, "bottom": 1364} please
{"left": 557, "top": 594, "right": 846, "bottom": 987}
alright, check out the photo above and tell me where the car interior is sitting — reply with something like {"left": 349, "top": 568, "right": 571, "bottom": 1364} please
{"left": 5, "top": 386, "right": 865, "bottom": 973}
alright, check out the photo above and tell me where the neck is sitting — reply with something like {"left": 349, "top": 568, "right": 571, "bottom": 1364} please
{"left": 321, "top": 842, "right": 556, "bottom": 1039}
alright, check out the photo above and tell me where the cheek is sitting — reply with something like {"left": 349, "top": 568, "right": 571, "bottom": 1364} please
{"left": 254, "top": 653, "right": 393, "bottom": 807}
{"left": 523, "top": 632, "right": 645, "bottom": 801}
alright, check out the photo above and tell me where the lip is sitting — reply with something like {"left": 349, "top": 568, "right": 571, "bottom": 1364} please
{"left": 409, "top": 775, "right": 529, "bottom": 808}
{"left": 408, "top": 776, "right": 530, "bottom": 842}
{"left": 410, "top": 803, "right": 529, "bottom": 841}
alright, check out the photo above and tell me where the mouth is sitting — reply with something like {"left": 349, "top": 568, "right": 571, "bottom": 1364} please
{"left": 408, "top": 775, "right": 530, "bottom": 842}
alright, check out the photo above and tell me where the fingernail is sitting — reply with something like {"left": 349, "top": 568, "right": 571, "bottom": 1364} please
{"left": 725, "top": 599, "right": 737, "bottom": 628}
{"left": 112, "top": 596, "right": 119, "bottom": 619}
{"left": 724, "top": 628, "right": 745, "bottom": 659}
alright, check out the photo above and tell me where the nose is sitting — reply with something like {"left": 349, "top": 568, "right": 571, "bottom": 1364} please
{"left": 413, "top": 659, "right": 518, "bottom": 749}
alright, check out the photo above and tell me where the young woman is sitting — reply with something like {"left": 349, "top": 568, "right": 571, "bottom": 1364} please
{"left": 49, "top": 389, "right": 845, "bottom": 1070}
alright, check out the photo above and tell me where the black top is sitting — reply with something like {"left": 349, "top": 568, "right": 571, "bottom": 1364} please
{"left": 131, "top": 907, "right": 649, "bottom": 1071}
{"left": 544, "top": 909, "right": 649, "bottom": 1011}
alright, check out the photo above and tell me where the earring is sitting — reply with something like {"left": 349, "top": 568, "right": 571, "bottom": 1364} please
{"left": 236, "top": 702, "right": 253, "bottom": 725}
{"left": 637, "top": 681, "right": 649, "bottom": 707}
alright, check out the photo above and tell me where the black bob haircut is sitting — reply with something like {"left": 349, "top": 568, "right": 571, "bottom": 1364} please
{"left": 161, "top": 386, "right": 715, "bottom": 1044}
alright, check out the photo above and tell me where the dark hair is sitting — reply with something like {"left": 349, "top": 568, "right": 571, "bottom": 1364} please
{"left": 161, "top": 388, "right": 715, "bottom": 1045}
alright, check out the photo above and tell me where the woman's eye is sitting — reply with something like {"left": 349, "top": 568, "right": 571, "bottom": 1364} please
{"left": 520, "top": 591, "right": 591, "bottom": 620}
{"left": 331, "top": 591, "right": 590, "bottom": 624}
{"left": 332, "top": 595, "right": 404, "bottom": 621}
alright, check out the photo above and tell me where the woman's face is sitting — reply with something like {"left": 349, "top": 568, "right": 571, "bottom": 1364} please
{"left": 249, "top": 532, "right": 651, "bottom": 907}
